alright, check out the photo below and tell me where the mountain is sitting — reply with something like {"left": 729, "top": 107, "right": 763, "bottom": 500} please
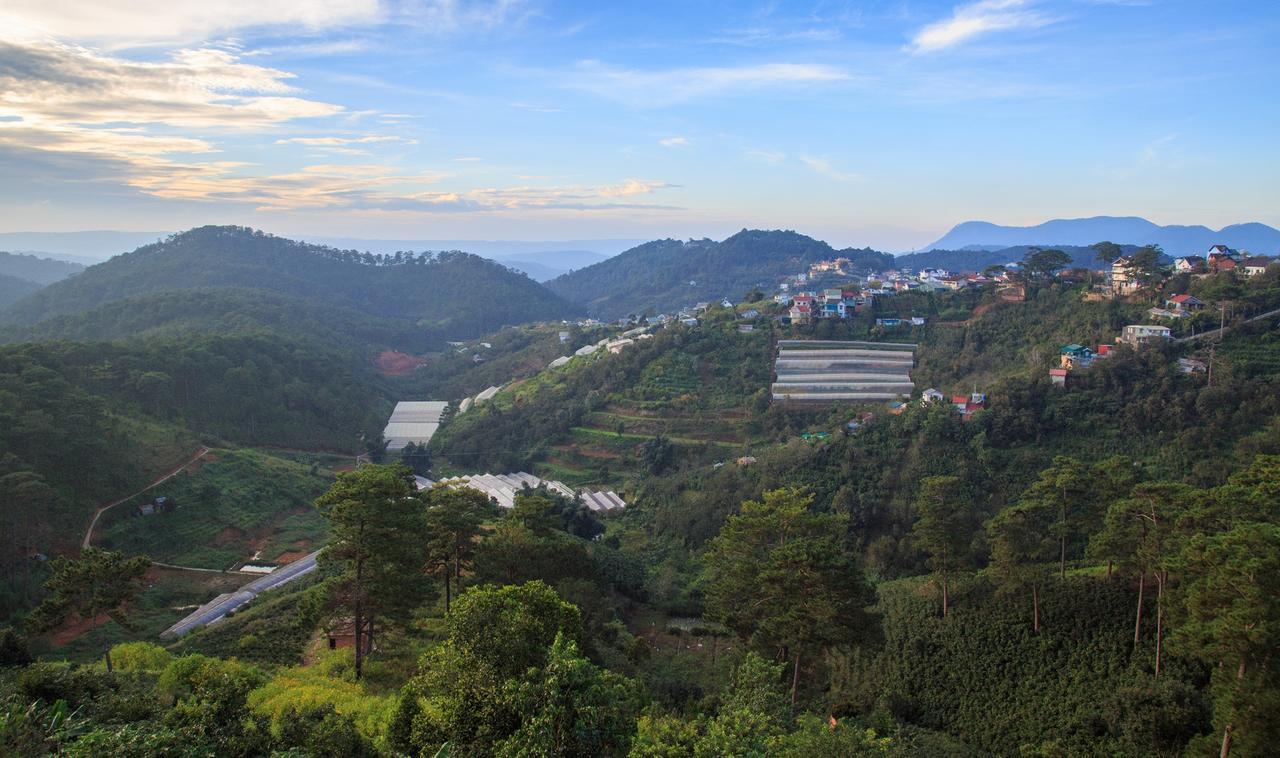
{"left": 0, "top": 231, "right": 168, "bottom": 261}
{"left": 0, "top": 272, "right": 42, "bottom": 309}
{"left": 494, "top": 250, "right": 610, "bottom": 281}
{"left": 926, "top": 216, "right": 1280, "bottom": 256}
{"left": 546, "top": 229, "right": 894, "bottom": 318}
{"left": 0, "top": 251, "right": 84, "bottom": 285}
{"left": 0, "top": 226, "right": 577, "bottom": 344}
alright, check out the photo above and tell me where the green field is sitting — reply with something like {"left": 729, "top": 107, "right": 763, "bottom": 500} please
{"left": 95, "top": 448, "right": 335, "bottom": 570}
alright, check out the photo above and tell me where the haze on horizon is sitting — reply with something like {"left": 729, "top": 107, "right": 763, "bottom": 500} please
{"left": 1, "top": 0, "right": 1276, "bottom": 251}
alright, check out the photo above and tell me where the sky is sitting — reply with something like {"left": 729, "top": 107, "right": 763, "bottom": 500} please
{"left": 0, "top": 0, "right": 1276, "bottom": 251}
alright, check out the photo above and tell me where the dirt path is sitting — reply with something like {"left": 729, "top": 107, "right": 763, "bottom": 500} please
{"left": 81, "top": 446, "right": 211, "bottom": 550}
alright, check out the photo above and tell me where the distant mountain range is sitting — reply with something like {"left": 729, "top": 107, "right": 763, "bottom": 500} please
{"left": 0, "top": 226, "right": 577, "bottom": 347}
{"left": 925, "top": 217, "right": 1280, "bottom": 257}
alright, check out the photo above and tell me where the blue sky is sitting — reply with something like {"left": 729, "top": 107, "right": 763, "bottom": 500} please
{"left": 0, "top": 0, "right": 1276, "bottom": 249}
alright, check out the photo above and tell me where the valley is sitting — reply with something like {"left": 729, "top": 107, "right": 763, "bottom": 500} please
{"left": 1, "top": 225, "right": 1278, "bottom": 757}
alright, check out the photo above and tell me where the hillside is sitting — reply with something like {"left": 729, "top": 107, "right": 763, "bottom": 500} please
{"left": 0, "top": 226, "right": 577, "bottom": 343}
{"left": 927, "top": 216, "right": 1280, "bottom": 256}
{"left": 0, "top": 251, "right": 84, "bottom": 285}
{"left": 0, "top": 287, "right": 432, "bottom": 354}
{"left": 0, "top": 272, "right": 42, "bottom": 309}
{"left": 546, "top": 229, "right": 893, "bottom": 318}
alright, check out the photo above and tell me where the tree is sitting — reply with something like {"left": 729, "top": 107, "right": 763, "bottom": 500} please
{"left": 1022, "top": 248, "right": 1072, "bottom": 281}
{"left": 1022, "top": 457, "right": 1091, "bottom": 581}
{"left": 1089, "top": 483, "right": 1196, "bottom": 674}
{"left": 314, "top": 464, "right": 432, "bottom": 679}
{"left": 1092, "top": 241, "right": 1123, "bottom": 273}
{"left": 1170, "top": 523, "right": 1280, "bottom": 757}
{"left": 422, "top": 486, "right": 488, "bottom": 614}
{"left": 1130, "top": 244, "right": 1163, "bottom": 287}
{"left": 987, "top": 502, "right": 1055, "bottom": 633}
{"left": 399, "top": 442, "right": 431, "bottom": 476}
{"left": 911, "top": 476, "right": 974, "bottom": 617}
{"left": 496, "top": 633, "right": 639, "bottom": 757}
{"left": 27, "top": 548, "right": 150, "bottom": 671}
{"left": 704, "top": 488, "right": 876, "bottom": 710}
{"left": 391, "top": 581, "right": 582, "bottom": 755}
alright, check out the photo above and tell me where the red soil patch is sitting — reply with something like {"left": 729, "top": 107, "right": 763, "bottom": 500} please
{"left": 212, "top": 526, "right": 247, "bottom": 547}
{"left": 51, "top": 612, "right": 111, "bottom": 645}
{"left": 274, "top": 550, "right": 309, "bottom": 564}
{"left": 375, "top": 350, "right": 427, "bottom": 376}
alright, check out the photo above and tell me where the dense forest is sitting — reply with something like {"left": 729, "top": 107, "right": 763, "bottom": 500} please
{"left": 2, "top": 243, "right": 1280, "bottom": 756}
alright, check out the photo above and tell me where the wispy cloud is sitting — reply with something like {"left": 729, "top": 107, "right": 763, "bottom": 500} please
{"left": 907, "top": 0, "right": 1051, "bottom": 54}
{"left": 658, "top": 136, "right": 690, "bottom": 148}
{"left": 745, "top": 149, "right": 787, "bottom": 164}
{"left": 1141, "top": 133, "right": 1176, "bottom": 162}
{"left": 798, "top": 155, "right": 859, "bottom": 182}
{"left": 559, "top": 61, "right": 851, "bottom": 107}
{"left": 275, "top": 134, "right": 417, "bottom": 155}
{"left": 0, "top": 0, "right": 382, "bottom": 46}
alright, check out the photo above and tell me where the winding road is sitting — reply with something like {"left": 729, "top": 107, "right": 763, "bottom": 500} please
{"left": 81, "top": 446, "right": 211, "bottom": 550}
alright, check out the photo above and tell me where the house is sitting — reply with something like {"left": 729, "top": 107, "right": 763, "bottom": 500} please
{"left": 138, "top": 496, "right": 173, "bottom": 517}
{"left": 737, "top": 324, "right": 755, "bottom": 333}
{"left": 326, "top": 618, "right": 373, "bottom": 653}
{"left": 876, "top": 318, "right": 903, "bottom": 327}
{"left": 1207, "top": 253, "right": 1238, "bottom": 273}
{"left": 998, "top": 284, "right": 1026, "bottom": 302}
{"left": 1049, "top": 368, "right": 1068, "bottom": 386}
{"left": 1148, "top": 307, "right": 1186, "bottom": 320}
{"left": 720, "top": 298, "right": 734, "bottom": 309}
{"left": 921, "top": 388, "right": 945, "bottom": 403}
{"left": 1206, "top": 244, "right": 1239, "bottom": 259}
{"left": 1241, "top": 256, "right": 1275, "bottom": 277}
{"left": 1174, "top": 256, "right": 1206, "bottom": 273}
{"left": 788, "top": 303, "right": 811, "bottom": 324}
{"left": 1120, "top": 324, "right": 1172, "bottom": 346}
{"left": 888, "top": 401, "right": 908, "bottom": 415}
{"left": 1095, "top": 344, "right": 1115, "bottom": 357}
{"left": 680, "top": 317, "right": 699, "bottom": 327}
{"left": 1059, "top": 344, "right": 1094, "bottom": 369}
{"left": 1110, "top": 257, "right": 1139, "bottom": 293}
{"left": 952, "top": 393, "right": 987, "bottom": 420}
{"left": 1178, "top": 357, "right": 1208, "bottom": 374}
{"left": 558, "top": 330, "right": 570, "bottom": 343}
{"left": 1166, "top": 294, "right": 1205, "bottom": 312}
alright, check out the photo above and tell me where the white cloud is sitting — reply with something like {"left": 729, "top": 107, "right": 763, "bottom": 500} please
{"left": 658, "top": 136, "right": 690, "bottom": 148}
{"left": 907, "top": 0, "right": 1051, "bottom": 54}
{"left": 0, "top": 0, "right": 382, "bottom": 46}
{"left": 799, "top": 155, "right": 860, "bottom": 182}
{"left": 561, "top": 61, "right": 851, "bottom": 107}
{"left": 0, "top": 41, "right": 342, "bottom": 131}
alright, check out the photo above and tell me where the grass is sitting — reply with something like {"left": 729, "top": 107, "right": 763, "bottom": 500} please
{"left": 34, "top": 568, "right": 244, "bottom": 664}
{"left": 96, "top": 448, "right": 335, "bottom": 569}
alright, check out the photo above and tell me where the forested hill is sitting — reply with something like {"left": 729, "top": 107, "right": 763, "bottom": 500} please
{"left": 0, "top": 251, "right": 84, "bottom": 286}
{"left": 0, "top": 272, "right": 42, "bottom": 310}
{"left": 546, "top": 229, "right": 893, "bottom": 318}
{"left": 0, "top": 226, "right": 577, "bottom": 342}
